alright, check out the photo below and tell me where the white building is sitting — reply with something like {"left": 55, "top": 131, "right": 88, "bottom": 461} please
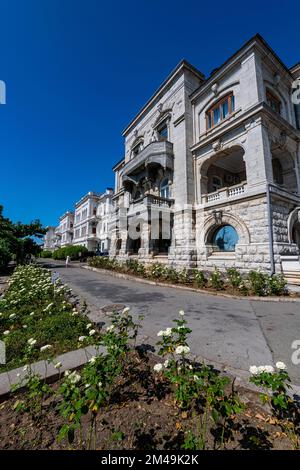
{"left": 110, "top": 34, "right": 300, "bottom": 282}
{"left": 72, "top": 189, "right": 114, "bottom": 252}
{"left": 96, "top": 188, "right": 114, "bottom": 252}
{"left": 55, "top": 211, "right": 74, "bottom": 248}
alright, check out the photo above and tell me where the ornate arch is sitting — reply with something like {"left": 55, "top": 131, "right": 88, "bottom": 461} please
{"left": 287, "top": 207, "right": 300, "bottom": 243}
{"left": 203, "top": 211, "right": 251, "bottom": 245}
{"left": 198, "top": 144, "right": 246, "bottom": 176}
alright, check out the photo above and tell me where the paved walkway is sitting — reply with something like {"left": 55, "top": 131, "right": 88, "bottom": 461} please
{"left": 43, "top": 261, "right": 300, "bottom": 385}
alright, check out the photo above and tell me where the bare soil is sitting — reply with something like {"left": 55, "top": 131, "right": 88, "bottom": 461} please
{"left": 0, "top": 351, "right": 293, "bottom": 450}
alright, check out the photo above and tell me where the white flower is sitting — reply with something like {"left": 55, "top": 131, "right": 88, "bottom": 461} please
{"left": 89, "top": 329, "right": 96, "bottom": 336}
{"left": 164, "top": 327, "right": 172, "bottom": 336}
{"left": 85, "top": 383, "right": 91, "bottom": 389}
{"left": 86, "top": 323, "right": 92, "bottom": 329}
{"left": 9, "top": 313, "right": 16, "bottom": 319}
{"left": 64, "top": 370, "right": 70, "bottom": 377}
{"left": 194, "top": 375, "right": 200, "bottom": 381}
{"left": 89, "top": 356, "right": 96, "bottom": 364}
{"left": 175, "top": 345, "right": 190, "bottom": 355}
{"left": 106, "top": 325, "right": 115, "bottom": 332}
{"left": 22, "top": 325, "right": 28, "bottom": 329}
{"left": 164, "top": 359, "right": 169, "bottom": 368}
{"left": 157, "top": 330, "right": 165, "bottom": 337}
{"left": 264, "top": 365, "right": 274, "bottom": 373}
{"left": 123, "top": 307, "right": 130, "bottom": 314}
{"left": 27, "top": 338, "right": 37, "bottom": 346}
{"left": 179, "top": 310, "right": 185, "bottom": 316}
{"left": 23, "top": 365, "right": 29, "bottom": 371}
{"left": 54, "top": 362, "right": 62, "bottom": 369}
{"left": 40, "top": 344, "right": 52, "bottom": 352}
{"left": 276, "top": 361, "right": 286, "bottom": 370}
{"left": 3, "top": 330, "right": 10, "bottom": 336}
{"left": 249, "top": 365, "right": 259, "bottom": 375}
{"left": 98, "top": 382, "right": 102, "bottom": 388}
{"left": 189, "top": 364, "right": 193, "bottom": 370}
{"left": 153, "top": 363, "right": 163, "bottom": 372}
{"left": 69, "top": 372, "right": 81, "bottom": 384}
{"left": 29, "top": 312, "right": 35, "bottom": 316}
{"left": 258, "top": 365, "right": 266, "bottom": 373}
{"left": 78, "top": 336, "right": 86, "bottom": 342}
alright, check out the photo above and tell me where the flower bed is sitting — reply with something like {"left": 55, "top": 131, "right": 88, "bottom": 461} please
{"left": 87, "top": 257, "right": 290, "bottom": 297}
{"left": 0, "top": 308, "right": 299, "bottom": 450}
{"left": 0, "top": 265, "right": 94, "bottom": 372}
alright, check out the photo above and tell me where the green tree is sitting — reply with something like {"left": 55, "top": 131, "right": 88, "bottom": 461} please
{"left": 0, "top": 205, "right": 46, "bottom": 270}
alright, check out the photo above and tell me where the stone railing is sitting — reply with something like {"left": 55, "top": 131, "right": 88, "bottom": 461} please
{"left": 201, "top": 182, "right": 247, "bottom": 205}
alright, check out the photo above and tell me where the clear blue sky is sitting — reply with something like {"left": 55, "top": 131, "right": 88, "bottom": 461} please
{"left": 0, "top": 0, "right": 299, "bottom": 227}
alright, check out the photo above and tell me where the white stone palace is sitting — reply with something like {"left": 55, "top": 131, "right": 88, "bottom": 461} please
{"left": 109, "top": 34, "right": 300, "bottom": 281}
{"left": 72, "top": 189, "right": 114, "bottom": 252}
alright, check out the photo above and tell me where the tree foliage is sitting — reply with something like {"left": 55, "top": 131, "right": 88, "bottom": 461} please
{"left": 0, "top": 205, "right": 46, "bottom": 270}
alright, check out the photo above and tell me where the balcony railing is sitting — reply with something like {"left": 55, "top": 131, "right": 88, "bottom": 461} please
{"left": 201, "top": 181, "right": 247, "bottom": 205}
{"left": 122, "top": 141, "right": 174, "bottom": 178}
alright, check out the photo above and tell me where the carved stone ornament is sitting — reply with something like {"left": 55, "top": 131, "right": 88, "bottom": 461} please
{"left": 212, "top": 210, "right": 223, "bottom": 225}
{"left": 278, "top": 131, "right": 287, "bottom": 149}
{"left": 212, "top": 139, "right": 222, "bottom": 152}
{"left": 211, "top": 83, "right": 219, "bottom": 96}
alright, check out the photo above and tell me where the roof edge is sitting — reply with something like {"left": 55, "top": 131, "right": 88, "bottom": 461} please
{"left": 122, "top": 59, "right": 204, "bottom": 137}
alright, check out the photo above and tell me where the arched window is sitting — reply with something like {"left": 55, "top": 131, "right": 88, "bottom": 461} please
{"left": 160, "top": 178, "right": 170, "bottom": 198}
{"left": 206, "top": 93, "right": 235, "bottom": 130}
{"left": 211, "top": 224, "right": 239, "bottom": 252}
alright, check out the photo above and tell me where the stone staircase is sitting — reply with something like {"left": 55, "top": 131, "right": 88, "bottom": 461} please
{"left": 281, "top": 255, "right": 300, "bottom": 285}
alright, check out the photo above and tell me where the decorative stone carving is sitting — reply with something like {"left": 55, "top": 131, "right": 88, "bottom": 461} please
{"left": 212, "top": 210, "right": 222, "bottom": 225}
{"left": 212, "top": 139, "right": 222, "bottom": 152}
{"left": 278, "top": 131, "right": 287, "bottom": 149}
{"left": 211, "top": 83, "right": 219, "bottom": 96}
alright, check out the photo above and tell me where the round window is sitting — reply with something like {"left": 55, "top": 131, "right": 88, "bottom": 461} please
{"left": 212, "top": 225, "right": 238, "bottom": 252}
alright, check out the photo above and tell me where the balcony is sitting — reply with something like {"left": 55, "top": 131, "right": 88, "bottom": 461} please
{"left": 201, "top": 181, "right": 247, "bottom": 205}
{"left": 122, "top": 141, "right": 174, "bottom": 179}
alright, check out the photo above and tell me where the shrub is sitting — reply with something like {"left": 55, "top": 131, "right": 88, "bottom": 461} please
{"left": 267, "top": 274, "right": 287, "bottom": 296}
{"left": 248, "top": 270, "right": 268, "bottom": 296}
{"left": 178, "top": 268, "right": 190, "bottom": 284}
{"left": 194, "top": 270, "right": 207, "bottom": 288}
{"left": 52, "top": 245, "right": 88, "bottom": 260}
{"left": 226, "top": 267, "right": 242, "bottom": 288}
{"left": 40, "top": 250, "right": 52, "bottom": 259}
{"left": 210, "top": 268, "right": 224, "bottom": 290}
{"left": 148, "top": 263, "right": 165, "bottom": 279}
{"left": 163, "top": 266, "right": 179, "bottom": 283}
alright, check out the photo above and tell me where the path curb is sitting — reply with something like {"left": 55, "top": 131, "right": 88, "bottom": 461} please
{"left": 0, "top": 345, "right": 106, "bottom": 398}
{"left": 83, "top": 265, "right": 300, "bottom": 303}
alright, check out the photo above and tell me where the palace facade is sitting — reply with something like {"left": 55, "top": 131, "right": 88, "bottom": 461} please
{"left": 109, "top": 35, "right": 300, "bottom": 281}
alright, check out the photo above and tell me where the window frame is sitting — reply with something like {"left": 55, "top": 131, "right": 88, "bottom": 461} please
{"left": 157, "top": 121, "right": 168, "bottom": 141}
{"left": 266, "top": 89, "right": 281, "bottom": 115}
{"left": 206, "top": 93, "right": 235, "bottom": 130}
